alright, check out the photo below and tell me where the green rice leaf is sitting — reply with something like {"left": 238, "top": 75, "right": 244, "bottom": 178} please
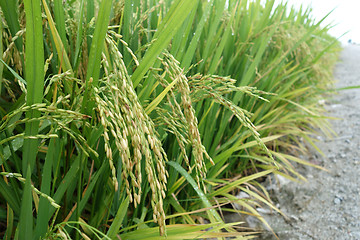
{"left": 18, "top": 166, "right": 33, "bottom": 239}
{"left": 132, "top": 0, "right": 199, "bottom": 88}
{"left": 85, "top": 0, "right": 112, "bottom": 85}
{"left": 180, "top": 0, "right": 214, "bottom": 70}
{"left": 145, "top": 77, "right": 179, "bottom": 114}
{"left": 167, "top": 161, "right": 221, "bottom": 224}
{"left": 42, "top": 0, "right": 73, "bottom": 75}
{"left": 53, "top": 0, "right": 68, "bottom": 52}
{"left": 121, "top": 223, "right": 247, "bottom": 240}
{"left": 0, "top": 0, "right": 23, "bottom": 53}
{"left": 0, "top": 177, "right": 21, "bottom": 215}
{"left": 4, "top": 205, "right": 14, "bottom": 240}
{"left": 209, "top": 170, "right": 273, "bottom": 197}
{"left": 0, "top": 59, "right": 27, "bottom": 87}
{"left": 73, "top": 0, "right": 86, "bottom": 69}
{"left": 107, "top": 196, "right": 130, "bottom": 239}
{"left": 22, "top": 0, "right": 45, "bottom": 174}
{"left": 34, "top": 138, "right": 59, "bottom": 239}
{"left": 82, "top": 0, "right": 112, "bottom": 113}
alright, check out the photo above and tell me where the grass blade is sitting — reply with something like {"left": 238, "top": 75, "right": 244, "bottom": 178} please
{"left": 167, "top": 161, "right": 221, "bottom": 223}
{"left": 132, "top": 0, "right": 199, "bottom": 88}
{"left": 145, "top": 77, "right": 179, "bottom": 114}
{"left": 180, "top": 0, "right": 214, "bottom": 69}
{"left": 0, "top": 59, "right": 26, "bottom": 86}
{"left": 82, "top": 0, "right": 112, "bottom": 113}
{"left": 72, "top": 0, "right": 86, "bottom": 70}
{"left": 209, "top": 170, "right": 273, "bottom": 197}
{"left": 121, "top": 223, "right": 247, "bottom": 240}
{"left": 5, "top": 204, "right": 14, "bottom": 240}
{"left": 53, "top": 0, "right": 68, "bottom": 52}
{"left": 34, "top": 138, "right": 59, "bottom": 239}
{"left": 42, "top": 0, "right": 73, "bottom": 75}
{"left": 18, "top": 166, "right": 33, "bottom": 239}
{"left": 0, "top": 177, "right": 21, "bottom": 215}
{"left": 107, "top": 196, "right": 130, "bottom": 239}
{"left": 207, "top": 4, "right": 237, "bottom": 74}
{"left": 85, "top": 0, "right": 112, "bottom": 84}
{"left": 0, "top": 0, "right": 23, "bottom": 53}
{"left": 22, "top": 0, "right": 45, "bottom": 174}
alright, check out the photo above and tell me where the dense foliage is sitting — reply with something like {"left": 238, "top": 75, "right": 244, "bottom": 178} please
{"left": 0, "top": 0, "right": 340, "bottom": 239}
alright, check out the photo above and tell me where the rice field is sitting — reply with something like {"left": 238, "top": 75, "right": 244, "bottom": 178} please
{"left": 0, "top": 0, "right": 340, "bottom": 239}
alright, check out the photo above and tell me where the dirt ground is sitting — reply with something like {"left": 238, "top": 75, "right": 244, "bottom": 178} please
{"left": 253, "top": 44, "right": 360, "bottom": 240}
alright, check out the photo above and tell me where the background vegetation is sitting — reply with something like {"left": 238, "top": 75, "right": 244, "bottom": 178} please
{"left": 0, "top": 0, "right": 340, "bottom": 239}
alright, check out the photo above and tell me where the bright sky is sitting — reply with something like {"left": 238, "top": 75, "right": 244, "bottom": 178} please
{"left": 274, "top": 0, "right": 360, "bottom": 43}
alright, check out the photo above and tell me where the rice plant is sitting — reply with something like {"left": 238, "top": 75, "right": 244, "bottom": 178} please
{"left": 0, "top": 0, "right": 340, "bottom": 239}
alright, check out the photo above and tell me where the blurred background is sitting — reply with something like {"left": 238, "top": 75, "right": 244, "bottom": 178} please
{"left": 273, "top": 0, "right": 360, "bottom": 44}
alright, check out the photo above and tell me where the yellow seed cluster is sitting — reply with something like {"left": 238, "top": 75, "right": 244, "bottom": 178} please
{"left": 157, "top": 52, "right": 213, "bottom": 185}
{"left": 188, "top": 75, "right": 276, "bottom": 165}
{"left": 90, "top": 35, "right": 169, "bottom": 235}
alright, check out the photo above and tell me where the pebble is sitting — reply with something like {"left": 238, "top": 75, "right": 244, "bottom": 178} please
{"left": 236, "top": 191, "right": 250, "bottom": 199}
{"left": 256, "top": 207, "right": 272, "bottom": 214}
{"left": 289, "top": 215, "right": 299, "bottom": 222}
{"left": 334, "top": 196, "right": 343, "bottom": 205}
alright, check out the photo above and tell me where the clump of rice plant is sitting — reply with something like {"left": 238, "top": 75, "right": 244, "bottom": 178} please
{"left": 0, "top": 0, "right": 340, "bottom": 239}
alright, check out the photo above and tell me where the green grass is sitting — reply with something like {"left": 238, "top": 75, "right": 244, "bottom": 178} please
{"left": 0, "top": 0, "right": 340, "bottom": 239}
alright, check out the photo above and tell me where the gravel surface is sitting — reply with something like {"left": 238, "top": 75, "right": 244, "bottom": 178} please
{"left": 256, "top": 44, "right": 360, "bottom": 240}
